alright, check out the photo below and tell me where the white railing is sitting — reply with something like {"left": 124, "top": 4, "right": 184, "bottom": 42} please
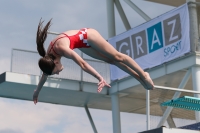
{"left": 11, "top": 48, "right": 110, "bottom": 83}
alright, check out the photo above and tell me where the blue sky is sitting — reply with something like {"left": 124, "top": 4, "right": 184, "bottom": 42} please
{"left": 0, "top": 0, "right": 176, "bottom": 133}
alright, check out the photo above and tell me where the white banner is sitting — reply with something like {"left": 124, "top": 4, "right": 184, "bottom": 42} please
{"left": 108, "top": 3, "right": 190, "bottom": 81}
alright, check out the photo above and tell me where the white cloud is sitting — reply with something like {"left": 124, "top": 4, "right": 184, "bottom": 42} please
{"left": 0, "top": 98, "right": 113, "bottom": 133}
{"left": 60, "top": 108, "right": 112, "bottom": 133}
{"left": 121, "top": 113, "right": 146, "bottom": 132}
{"left": 0, "top": 98, "right": 63, "bottom": 133}
{"left": 47, "top": 0, "right": 108, "bottom": 39}
{"left": 0, "top": 129, "right": 23, "bottom": 133}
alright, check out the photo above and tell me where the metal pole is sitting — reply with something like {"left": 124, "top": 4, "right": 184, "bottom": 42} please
{"left": 187, "top": 1, "right": 200, "bottom": 122}
{"left": 146, "top": 90, "right": 150, "bottom": 130}
{"left": 111, "top": 94, "right": 121, "bottom": 133}
{"left": 84, "top": 105, "right": 98, "bottom": 133}
{"left": 192, "top": 66, "right": 200, "bottom": 122}
{"left": 187, "top": 0, "right": 199, "bottom": 51}
{"left": 10, "top": 49, "right": 13, "bottom": 72}
{"left": 114, "top": 0, "right": 131, "bottom": 30}
{"left": 47, "top": 31, "right": 60, "bottom": 35}
{"left": 154, "top": 84, "right": 200, "bottom": 94}
{"left": 123, "top": 0, "right": 151, "bottom": 21}
{"left": 106, "top": 0, "right": 116, "bottom": 38}
{"left": 157, "top": 69, "right": 191, "bottom": 127}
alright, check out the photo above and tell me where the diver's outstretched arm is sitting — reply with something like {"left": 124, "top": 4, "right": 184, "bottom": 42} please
{"left": 33, "top": 73, "right": 48, "bottom": 104}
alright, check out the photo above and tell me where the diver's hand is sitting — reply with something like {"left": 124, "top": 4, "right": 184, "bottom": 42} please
{"left": 97, "top": 77, "right": 111, "bottom": 93}
{"left": 33, "top": 90, "right": 39, "bottom": 105}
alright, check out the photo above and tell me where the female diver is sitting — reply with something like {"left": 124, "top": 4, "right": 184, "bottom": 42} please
{"left": 33, "top": 19, "right": 154, "bottom": 104}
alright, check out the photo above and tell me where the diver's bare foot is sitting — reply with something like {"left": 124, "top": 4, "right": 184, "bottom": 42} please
{"left": 143, "top": 72, "right": 154, "bottom": 90}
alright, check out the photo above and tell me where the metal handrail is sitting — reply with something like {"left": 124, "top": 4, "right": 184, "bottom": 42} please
{"left": 10, "top": 49, "right": 109, "bottom": 82}
{"left": 155, "top": 85, "right": 200, "bottom": 94}
{"left": 47, "top": 31, "right": 60, "bottom": 35}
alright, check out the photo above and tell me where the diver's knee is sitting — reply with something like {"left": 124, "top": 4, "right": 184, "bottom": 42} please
{"left": 112, "top": 53, "right": 124, "bottom": 62}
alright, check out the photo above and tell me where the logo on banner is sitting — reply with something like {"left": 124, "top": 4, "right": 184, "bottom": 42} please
{"left": 131, "top": 30, "right": 147, "bottom": 59}
{"left": 114, "top": 13, "right": 182, "bottom": 59}
{"left": 147, "top": 22, "right": 164, "bottom": 53}
{"left": 163, "top": 14, "right": 182, "bottom": 57}
{"left": 163, "top": 14, "right": 181, "bottom": 45}
{"left": 116, "top": 37, "right": 133, "bottom": 58}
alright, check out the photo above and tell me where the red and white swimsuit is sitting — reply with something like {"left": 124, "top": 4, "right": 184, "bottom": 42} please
{"left": 49, "top": 28, "right": 90, "bottom": 55}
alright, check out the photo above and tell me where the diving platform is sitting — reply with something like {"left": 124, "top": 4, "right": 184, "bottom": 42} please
{"left": 0, "top": 71, "right": 110, "bottom": 109}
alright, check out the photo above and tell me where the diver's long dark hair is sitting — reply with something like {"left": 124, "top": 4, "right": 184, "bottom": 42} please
{"left": 36, "top": 18, "right": 55, "bottom": 75}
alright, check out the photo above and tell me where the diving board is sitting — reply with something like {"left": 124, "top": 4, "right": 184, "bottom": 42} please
{"left": 0, "top": 72, "right": 110, "bottom": 107}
